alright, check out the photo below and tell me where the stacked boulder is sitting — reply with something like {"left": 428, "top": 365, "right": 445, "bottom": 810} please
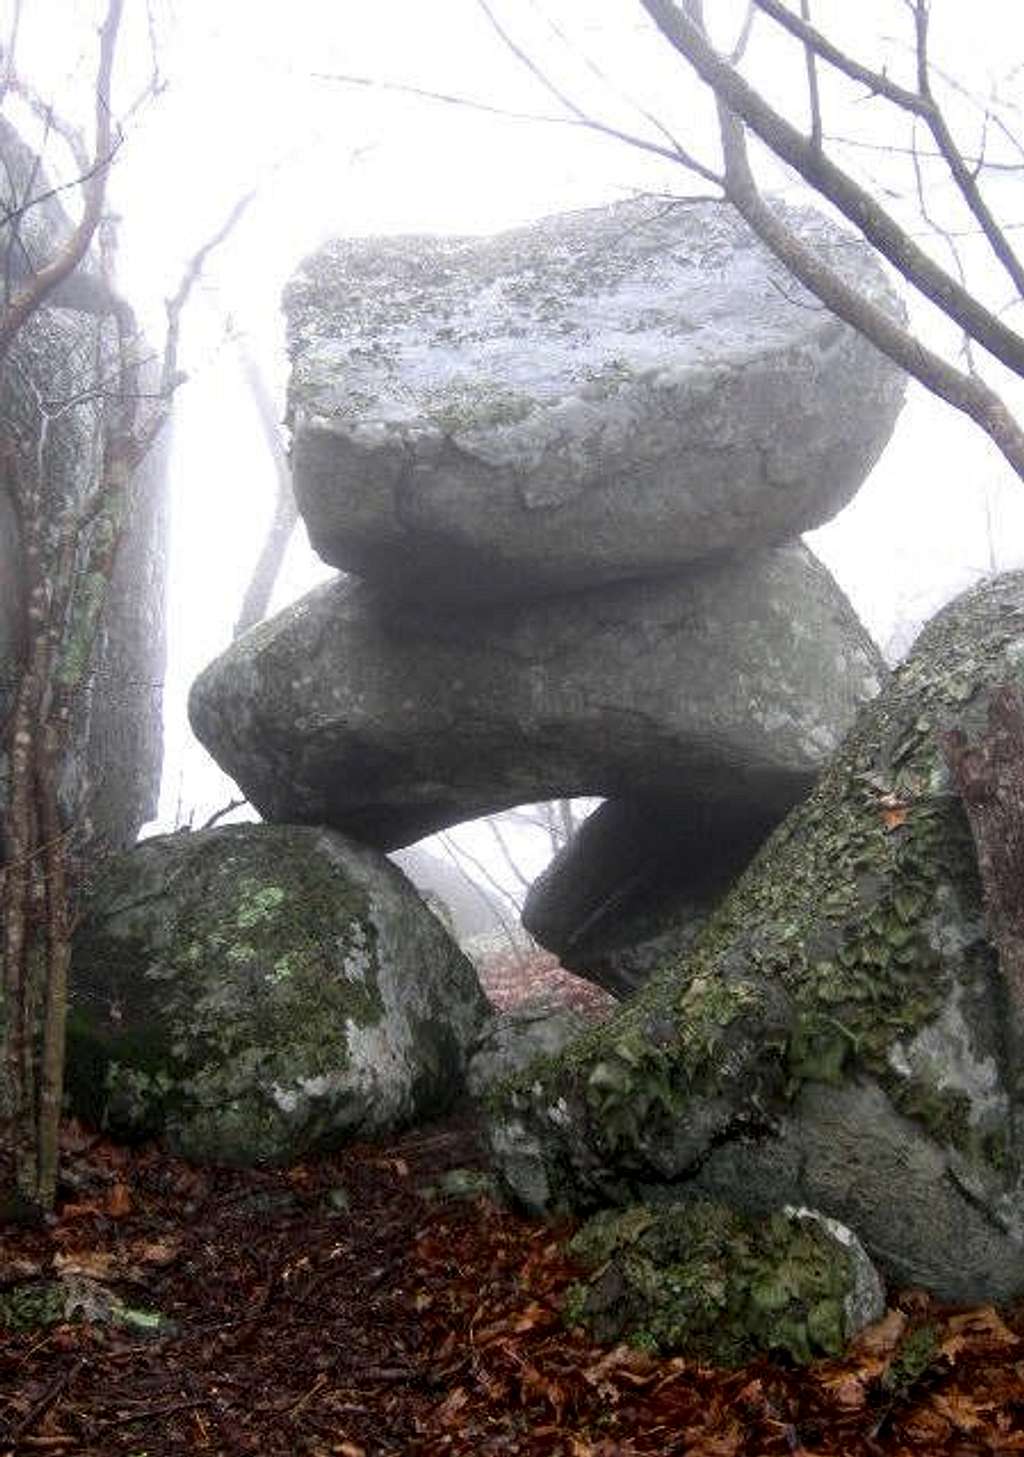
{"left": 191, "top": 198, "right": 900, "bottom": 863}
{"left": 176, "top": 199, "right": 902, "bottom": 1193}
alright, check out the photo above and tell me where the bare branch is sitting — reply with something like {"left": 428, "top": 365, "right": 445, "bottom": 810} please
{"left": 232, "top": 331, "right": 298, "bottom": 639}
{"left": 799, "top": 0, "right": 822, "bottom": 153}
{"left": 676, "top": 0, "right": 1024, "bottom": 483}
{"left": 525, "top": 0, "right": 691, "bottom": 164}
{"left": 729, "top": 4, "right": 757, "bottom": 65}
{"left": 0, "top": 0, "right": 125, "bottom": 366}
{"left": 638, "top": 0, "right": 1024, "bottom": 382}
{"left": 910, "top": 3, "right": 1024, "bottom": 303}
{"left": 751, "top": 0, "right": 925, "bottom": 113}
{"left": 484, "top": 814, "right": 534, "bottom": 894}
{"left": 313, "top": 67, "right": 722, "bottom": 187}
{"left": 199, "top": 798, "right": 247, "bottom": 831}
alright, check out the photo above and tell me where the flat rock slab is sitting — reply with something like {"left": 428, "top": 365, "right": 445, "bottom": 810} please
{"left": 190, "top": 544, "right": 884, "bottom": 850}
{"left": 285, "top": 197, "right": 905, "bottom": 601}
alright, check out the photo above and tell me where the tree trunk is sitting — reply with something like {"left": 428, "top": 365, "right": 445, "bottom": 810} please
{"left": 942, "top": 683, "right": 1024, "bottom": 1164}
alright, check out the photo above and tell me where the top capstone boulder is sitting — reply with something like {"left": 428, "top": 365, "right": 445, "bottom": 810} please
{"left": 285, "top": 197, "right": 905, "bottom": 601}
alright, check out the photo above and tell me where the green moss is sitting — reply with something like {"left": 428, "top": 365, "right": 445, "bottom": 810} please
{"left": 490, "top": 573, "right": 1024, "bottom": 1195}
{"left": 68, "top": 826, "right": 390, "bottom": 1157}
{"left": 564, "top": 1201, "right": 858, "bottom": 1366}
{"left": 0, "top": 1281, "right": 67, "bottom": 1331}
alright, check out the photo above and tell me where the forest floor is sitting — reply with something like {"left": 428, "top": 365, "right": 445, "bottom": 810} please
{"left": 2, "top": 952, "right": 1024, "bottom": 1456}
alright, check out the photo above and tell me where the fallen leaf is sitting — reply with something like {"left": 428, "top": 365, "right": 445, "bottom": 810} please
{"left": 931, "top": 1389, "right": 993, "bottom": 1433}
{"left": 105, "top": 1181, "right": 132, "bottom": 1218}
{"left": 946, "top": 1304, "right": 1020, "bottom": 1348}
{"left": 850, "top": 1307, "right": 907, "bottom": 1358}
{"left": 434, "top": 1385, "right": 468, "bottom": 1427}
{"left": 53, "top": 1249, "right": 117, "bottom": 1281}
{"left": 818, "top": 1370, "right": 869, "bottom": 1411}
{"left": 128, "top": 1236, "right": 181, "bottom": 1268}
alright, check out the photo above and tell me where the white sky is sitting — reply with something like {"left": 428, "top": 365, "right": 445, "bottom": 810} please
{"left": 6, "top": 0, "right": 1024, "bottom": 895}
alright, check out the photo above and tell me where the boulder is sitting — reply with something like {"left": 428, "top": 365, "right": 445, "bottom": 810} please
{"left": 522, "top": 795, "right": 784, "bottom": 997}
{"left": 0, "top": 117, "right": 167, "bottom": 854}
{"left": 467, "top": 1002, "right": 591, "bottom": 1098}
{"left": 67, "top": 825, "right": 489, "bottom": 1164}
{"left": 485, "top": 572, "right": 1024, "bottom": 1305}
{"left": 189, "top": 543, "right": 885, "bottom": 850}
{"left": 285, "top": 198, "right": 904, "bottom": 601}
{"left": 563, "top": 1200, "right": 884, "bottom": 1365}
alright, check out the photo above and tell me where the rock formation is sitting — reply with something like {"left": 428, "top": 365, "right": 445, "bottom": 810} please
{"left": 0, "top": 117, "right": 168, "bottom": 855}
{"left": 522, "top": 794, "right": 785, "bottom": 998}
{"left": 285, "top": 198, "right": 904, "bottom": 601}
{"left": 184, "top": 195, "right": 1024, "bottom": 1323}
{"left": 69, "top": 825, "right": 489, "bottom": 1164}
{"left": 191, "top": 544, "right": 884, "bottom": 848}
{"left": 485, "top": 574, "right": 1024, "bottom": 1305}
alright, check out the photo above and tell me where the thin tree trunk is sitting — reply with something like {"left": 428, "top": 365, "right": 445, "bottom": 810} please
{"left": 942, "top": 683, "right": 1024, "bottom": 1165}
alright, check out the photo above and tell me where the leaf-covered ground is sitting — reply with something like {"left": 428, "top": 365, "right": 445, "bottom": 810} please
{"left": 2, "top": 952, "right": 1024, "bottom": 1455}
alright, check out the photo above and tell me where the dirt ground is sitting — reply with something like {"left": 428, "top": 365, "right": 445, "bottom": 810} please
{"left": 2, "top": 953, "right": 1024, "bottom": 1455}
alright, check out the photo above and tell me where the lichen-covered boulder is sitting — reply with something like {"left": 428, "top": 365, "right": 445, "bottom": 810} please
{"left": 67, "top": 825, "right": 489, "bottom": 1164}
{"left": 485, "top": 572, "right": 1024, "bottom": 1304}
{"left": 285, "top": 197, "right": 904, "bottom": 601}
{"left": 563, "top": 1200, "right": 883, "bottom": 1366}
{"left": 189, "top": 544, "right": 884, "bottom": 850}
{"left": 523, "top": 796, "right": 784, "bottom": 998}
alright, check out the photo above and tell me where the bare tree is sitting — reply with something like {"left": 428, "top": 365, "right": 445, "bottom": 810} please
{"left": 0, "top": 5, "right": 249, "bottom": 1215}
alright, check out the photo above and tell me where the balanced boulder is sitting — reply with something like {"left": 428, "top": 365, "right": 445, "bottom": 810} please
{"left": 68, "top": 825, "right": 489, "bottom": 1164}
{"left": 486, "top": 572, "right": 1024, "bottom": 1305}
{"left": 522, "top": 795, "right": 787, "bottom": 998}
{"left": 189, "top": 543, "right": 884, "bottom": 850}
{"left": 285, "top": 198, "right": 905, "bottom": 601}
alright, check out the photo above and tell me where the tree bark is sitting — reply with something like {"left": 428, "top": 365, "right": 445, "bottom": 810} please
{"left": 942, "top": 685, "right": 1024, "bottom": 1152}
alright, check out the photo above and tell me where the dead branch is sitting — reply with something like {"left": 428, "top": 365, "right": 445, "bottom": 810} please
{"left": 0, "top": 0, "right": 124, "bottom": 365}
{"left": 638, "top": 0, "right": 1024, "bottom": 379}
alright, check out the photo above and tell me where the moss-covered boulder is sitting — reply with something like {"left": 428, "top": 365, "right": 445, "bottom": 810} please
{"left": 563, "top": 1200, "right": 883, "bottom": 1366}
{"left": 486, "top": 573, "right": 1024, "bottom": 1303}
{"left": 67, "top": 825, "right": 489, "bottom": 1164}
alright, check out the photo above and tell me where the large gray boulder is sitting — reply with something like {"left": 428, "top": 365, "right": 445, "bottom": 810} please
{"left": 189, "top": 543, "right": 885, "bottom": 850}
{"left": 67, "top": 825, "right": 489, "bottom": 1164}
{"left": 285, "top": 198, "right": 905, "bottom": 601}
{"left": 0, "top": 118, "right": 167, "bottom": 854}
{"left": 523, "top": 795, "right": 784, "bottom": 998}
{"left": 485, "top": 572, "right": 1024, "bottom": 1305}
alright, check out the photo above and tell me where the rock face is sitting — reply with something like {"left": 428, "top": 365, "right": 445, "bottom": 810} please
{"left": 68, "top": 825, "right": 489, "bottom": 1164}
{"left": 467, "top": 1003, "right": 590, "bottom": 1099}
{"left": 190, "top": 544, "right": 884, "bottom": 850}
{"left": 0, "top": 118, "right": 167, "bottom": 854}
{"left": 522, "top": 796, "right": 785, "bottom": 998}
{"left": 485, "top": 574, "right": 1024, "bottom": 1305}
{"left": 564, "top": 1201, "right": 884, "bottom": 1365}
{"left": 285, "top": 198, "right": 905, "bottom": 601}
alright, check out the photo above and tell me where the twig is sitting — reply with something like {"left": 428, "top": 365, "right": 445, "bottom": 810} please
{"left": 5, "top": 1358, "right": 83, "bottom": 1448}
